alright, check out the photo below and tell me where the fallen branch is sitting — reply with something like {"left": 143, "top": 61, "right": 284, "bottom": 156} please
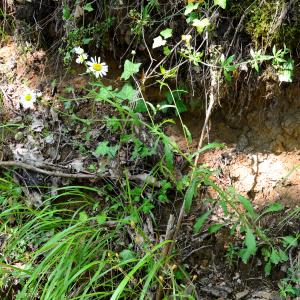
{"left": 0, "top": 161, "right": 96, "bottom": 179}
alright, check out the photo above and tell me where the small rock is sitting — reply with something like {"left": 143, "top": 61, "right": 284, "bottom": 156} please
{"left": 235, "top": 289, "right": 249, "bottom": 299}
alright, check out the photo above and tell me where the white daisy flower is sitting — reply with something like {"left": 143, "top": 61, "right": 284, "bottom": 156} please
{"left": 86, "top": 57, "right": 108, "bottom": 78}
{"left": 73, "top": 46, "right": 85, "bottom": 55}
{"left": 20, "top": 89, "right": 37, "bottom": 110}
{"left": 76, "top": 53, "right": 88, "bottom": 64}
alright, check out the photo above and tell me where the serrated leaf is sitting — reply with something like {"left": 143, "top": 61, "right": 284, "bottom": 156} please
{"left": 270, "top": 248, "right": 281, "bottom": 264}
{"left": 160, "top": 28, "right": 173, "bottom": 39}
{"left": 94, "top": 141, "right": 119, "bottom": 159}
{"left": 192, "top": 18, "right": 210, "bottom": 34}
{"left": 194, "top": 211, "right": 212, "bottom": 233}
{"left": 214, "top": 0, "right": 226, "bottom": 9}
{"left": 96, "top": 86, "right": 113, "bottom": 101}
{"left": 184, "top": 3, "right": 199, "bottom": 15}
{"left": 117, "top": 84, "right": 137, "bottom": 100}
{"left": 121, "top": 60, "right": 141, "bottom": 80}
{"left": 83, "top": 2, "right": 94, "bottom": 12}
{"left": 184, "top": 179, "right": 198, "bottom": 213}
{"left": 208, "top": 223, "right": 224, "bottom": 234}
{"left": 152, "top": 36, "right": 167, "bottom": 48}
{"left": 239, "top": 227, "right": 257, "bottom": 263}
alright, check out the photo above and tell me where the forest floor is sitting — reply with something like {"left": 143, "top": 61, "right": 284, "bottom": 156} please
{"left": 1, "top": 37, "right": 300, "bottom": 299}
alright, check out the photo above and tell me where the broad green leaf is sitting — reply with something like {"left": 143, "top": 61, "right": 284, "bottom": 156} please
{"left": 163, "top": 46, "right": 171, "bottom": 56}
{"left": 184, "top": 179, "right": 198, "bottom": 213}
{"left": 282, "top": 236, "right": 298, "bottom": 247}
{"left": 160, "top": 28, "right": 173, "bottom": 39}
{"left": 83, "top": 2, "right": 94, "bottom": 12}
{"left": 94, "top": 141, "right": 119, "bottom": 159}
{"left": 134, "top": 99, "right": 148, "bottom": 113}
{"left": 278, "top": 58, "right": 294, "bottom": 82}
{"left": 194, "top": 211, "right": 212, "bottom": 233}
{"left": 96, "top": 213, "right": 107, "bottom": 225}
{"left": 152, "top": 36, "right": 167, "bottom": 48}
{"left": 270, "top": 248, "right": 281, "bottom": 264}
{"left": 184, "top": 3, "right": 199, "bottom": 15}
{"left": 63, "top": 5, "right": 71, "bottom": 20}
{"left": 119, "top": 249, "right": 136, "bottom": 261}
{"left": 264, "top": 261, "right": 272, "bottom": 275}
{"left": 96, "top": 86, "right": 113, "bottom": 101}
{"left": 121, "top": 60, "right": 141, "bottom": 80}
{"left": 192, "top": 18, "right": 210, "bottom": 34}
{"left": 79, "top": 211, "right": 88, "bottom": 222}
{"left": 117, "top": 84, "right": 137, "bottom": 101}
{"left": 239, "top": 227, "right": 257, "bottom": 263}
{"left": 208, "top": 223, "right": 224, "bottom": 234}
{"left": 82, "top": 37, "right": 92, "bottom": 44}
{"left": 214, "top": 0, "right": 226, "bottom": 9}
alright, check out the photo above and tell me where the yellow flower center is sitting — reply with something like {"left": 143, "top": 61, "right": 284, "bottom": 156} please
{"left": 25, "top": 94, "right": 32, "bottom": 101}
{"left": 92, "top": 63, "right": 102, "bottom": 71}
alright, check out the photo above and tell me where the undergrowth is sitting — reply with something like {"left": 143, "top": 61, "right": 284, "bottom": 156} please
{"left": 0, "top": 0, "right": 300, "bottom": 299}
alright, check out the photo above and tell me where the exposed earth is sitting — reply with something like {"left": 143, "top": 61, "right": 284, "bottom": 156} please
{"left": 1, "top": 37, "right": 299, "bottom": 299}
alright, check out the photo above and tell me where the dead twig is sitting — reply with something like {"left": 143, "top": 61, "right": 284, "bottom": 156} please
{"left": 0, "top": 161, "right": 96, "bottom": 179}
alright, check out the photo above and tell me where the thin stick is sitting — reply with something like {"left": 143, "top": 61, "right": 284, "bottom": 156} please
{"left": 155, "top": 66, "right": 218, "bottom": 300}
{"left": 0, "top": 161, "right": 96, "bottom": 179}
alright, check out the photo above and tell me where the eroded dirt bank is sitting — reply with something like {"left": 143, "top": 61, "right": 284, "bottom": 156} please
{"left": 1, "top": 37, "right": 300, "bottom": 299}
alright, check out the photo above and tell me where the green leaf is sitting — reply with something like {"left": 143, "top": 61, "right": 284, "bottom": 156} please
{"left": 262, "top": 202, "right": 284, "bottom": 214}
{"left": 163, "top": 46, "right": 171, "bottom": 56}
{"left": 96, "top": 213, "right": 107, "bottom": 225}
{"left": 208, "top": 223, "right": 224, "bottom": 234}
{"left": 278, "top": 59, "right": 294, "bottom": 83}
{"left": 63, "top": 5, "right": 71, "bottom": 20}
{"left": 121, "top": 60, "right": 141, "bottom": 80}
{"left": 160, "top": 28, "right": 173, "bottom": 39}
{"left": 183, "top": 125, "right": 192, "bottom": 144}
{"left": 264, "top": 261, "right": 272, "bottom": 275}
{"left": 192, "top": 18, "right": 210, "bottom": 34}
{"left": 152, "top": 36, "right": 167, "bottom": 48}
{"left": 117, "top": 84, "right": 137, "bottom": 101}
{"left": 282, "top": 236, "right": 298, "bottom": 247}
{"left": 83, "top": 2, "right": 94, "bottom": 12}
{"left": 239, "top": 227, "right": 257, "bottom": 263}
{"left": 214, "top": 0, "right": 226, "bottom": 9}
{"left": 119, "top": 249, "right": 136, "bottom": 262}
{"left": 270, "top": 248, "right": 281, "bottom": 265}
{"left": 194, "top": 211, "right": 212, "bottom": 233}
{"left": 79, "top": 211, "right": 88, "bottom": 222}
{"left": 96, "top": 86, "right": 113, "bottom": 101}
{"left": 238, "top": 195, "right": 256, "bottom": 218}
{"left": 164, "top": 140, "right": 174, "bottom": 171}
{"left": 184, "top": 179, "right": 198, "bottom": 213}
{"left": 184, "top": 3, "right": 199, "bottom": 15}
{"left": 94, "top": 141, "right": 119, "bottom": 159}
{"left": 134, "top": 99, "right": 148, "bottom": 113}
{"left": 82, "top": 37, "right": 92, "bottom": 45}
